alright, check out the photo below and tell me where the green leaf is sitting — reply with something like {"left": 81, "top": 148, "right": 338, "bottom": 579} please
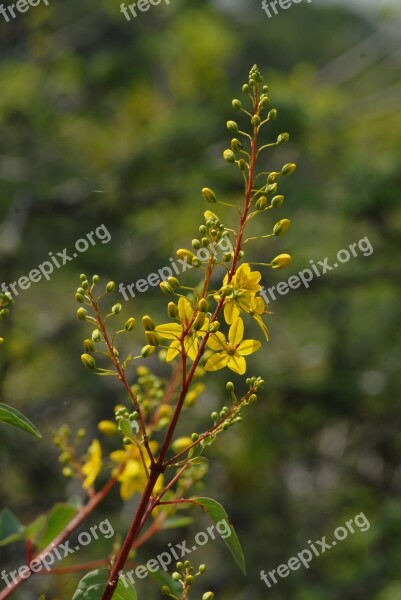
{"left": 188, "top": 440, "right": 204, "bottom": 459}
{"left": 161, "top": 516, "right": 193, "bottom": 530}
{"left": 0, "top": 403, "right": 42, "bottom": 439}
{"left": 193, "top": 497, "right": 246, "bottom": 575}
{"left": 0, "top": 509, "right": 24, "bottom": 547}
{"left": 72, "top": 569, "right": 136, "bottom": 600}
{"left": 25, "top": 514, "right": 46, "bottom": 543}
{"left": 37, "top": 503, "right": 78, "bottom": 550}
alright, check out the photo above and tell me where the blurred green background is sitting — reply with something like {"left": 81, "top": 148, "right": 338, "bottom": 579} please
{"left": 1, "top": 0, "right": 401, "bottom": 598}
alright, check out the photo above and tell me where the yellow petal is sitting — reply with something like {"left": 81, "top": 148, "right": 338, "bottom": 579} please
{"left": 155, "top": 323, "right": 182, "bottom": 339}
{"left": 166, "top": 339, "right": 181, "bottom": 361}
{"left": 207, "top": 332, "right": 226, "bottom": 351}
{"left": 185, "top": 335, "right": 199, "bottom": 361}
{"left": 237, "top": 339, "right": 262, "bottom": 356}
{"left": 110, "top": 449, "right": 127, "bottom": 463}
{"left": 178, "top": 297, "right": 193, "bottom": 325}
{"left": 228, "top": 317, "right": 244, "bottom": 346}
{"left": 224, "top": 301, "right": 240, "bottom": 325}
{"left": 204, "top": 352, "right": 229, "bottom": 372}
{"left": 254, "top": 315, "right": 269, "bottom": 341}
{"left": 227, "top": 354, "right": 246, "bottom": 375}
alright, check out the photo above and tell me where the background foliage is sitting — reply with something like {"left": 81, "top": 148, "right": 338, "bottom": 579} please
{"left": 1, "top": 0, "right": 401, "bottom": 598}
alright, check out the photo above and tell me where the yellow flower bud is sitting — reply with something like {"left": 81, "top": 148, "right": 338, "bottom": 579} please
{"left": 98, "top": 420, "right": 118, "bottom": 436}
{"left": 168, "top": 302, "right": 179, "bottom": 318}
{"left": 160, "top": 282, "right": 174, "bottom": 295}
{"left": 77, "top": 308, "right": 88, "bottom": 321}
{"left": 271, "top": 254, "right": 292, "bottom": 269}
{"left": 141, "top": 345, "right": 155, "bottom": 358}
{"left": 271, "top": 195, "right": 284, "bottom": 208}
{"left": 106, "top": 281, "right": 116, "bottom": 293}
{"left": 125, "top": 317, "right": 136, "bottom": 331}
{"left": 223, "top": 149, "right": 236, "bottom": 163}
{"left": 255, "top": 196, "right": 267, "bottom": 210}
{"left": 142, "top": 315, "right": 156, "bottom": 331}
{"left": 201, "top": 188, "right": 217, "bottom": 203}
{"left": 176, "top": 249, "right": 195, "bottom": 264}
{"left": 193, "top": 312, "right": 206, "bottom": 331}
{"left": 145, "top": 331, "right": 160, "bottom": 346}
{"left": 281, "top": 163, "right": 297, "bottom": 176}
{"left": 81, "top": 354, "right": 96, "bottom": 369}
{"left": 273, "top": 219, "right": 291, "bottom": 236}
{"left": 198, "top": 298, "right": 209, "bottom": 312}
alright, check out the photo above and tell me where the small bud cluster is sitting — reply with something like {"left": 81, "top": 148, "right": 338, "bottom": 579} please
{"left": 161, "top": 561, "right": 212, "bottom": 599}
{"left": 53, "top": 425, "right": 86, "bottom": 480}
{"left": 0, "top": 291, "right": 14, "bottom": 344}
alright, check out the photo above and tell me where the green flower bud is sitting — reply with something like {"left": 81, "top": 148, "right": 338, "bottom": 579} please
{"left": 192, "top": 258, "right": 201, "bottom": 268}
{"left": 199, "top": 564, "right": 206, "bottom": 573}
{"left": 84, "top": 338, "right": 95, "bottom": 352}
{"left": 145, "top": 331, "right": 159, "bottom": 346}
{"left": 249, "top": 394, "right": 258, "bottom": 404}
{"left": 77, "top": 308, "right": 88, "bottom": 321}
{"left": 167, "top": 277, "right": 180, "bottom": 289}
{"left": 111, "top": 303, "right": 122, "bottom": 314}
{"left": 161, "top": 586, "right": 171, "bottom": 596}
{"left": 223, "top": 149, "right": 236, "bottom": 163}
{"left": 199, "top": 225, "right": 207, "bottom": 235}
{"left": 198, "top": 298, "right": 209, "bottom": 312}
{"left": 232, "top": 99, "right": 242, "bottom": 110}
{"left": 226, "top": 381, "right": 235, "bottom": 392}
{"left": 277, "top": 132, "right": 290, "bottom": 144}
{"left": 281, "top": 163, "right": 297, "bottom": 176}
{"left": 268, "top": 109, "right": 277, "bottom": 120}
{"left": 0, "top": 308, "right": 10, "bottom": 318}
{"left": 123, "top": 437, "right": 132, "bottom": 445}
{"left": 193, "top": 312, "right": 206, "bottom": 331}
{"left": 226, "top": 120, "right": 238, "bottom": 133}
{"left": 267, "top": 182, "right": 278, "bottom": 194}
{"left": 242, "top": 83, "right": 250, "bottom": 94}
{"left": 91, "top": 329, "right": 102, "bottom": 342}
{"left": 251, "top": 115, "right": 261, "bottom": 127}
{"left": 142, "top": 315, "right": 156, "bottom": 331}
{"left": 168, "top": 302, "right": 179, "bottom": 318}
{"left": 211, "top": 412, "right": 218, "bottom": 421}
{"left": 271, "top": 253, "right": 292, "bottom": 269}
{"left": 125, "top": 317, "right": 136, "bottom": 331}
{"left": 201, "top": 237, "right": 210, "bottom": 247}
{"left": 62, "top": 467, "right": 74, "bottom": 478}
{"left": 273, "top": 218, "right": 291, "bottom": 236}
{"left": 262, "top": 85, "right": 269, "bottom": 93}
{"left": 81, "top": 354, "right": 96, "bottom": 369}
{"left": 81, "top": 280, "right": 89, "bottom": 290}
{"left": 267, "top": 172, "right": 277, "bottom": 184}
{"left": 238, "top": 159, "right": 247, "bottom": 171}
{"left": 255, "top": 196, "right": 268, "bottom": 211}
{"left": 106, "top": 281, "right": 116, "bottom": 293}
{"left": 231, "top": 138, "right": 242, "bottom": 152}
{"left": 0, "top": 337, "right": 5, "bottom": 344}
{"left": 141, "top": 345, "right": 155, "bottom": 358}
{"left": 92, "top": 275, "right": 100, "bottom": 284}
{"left": 201, "top": 187, "right": 217, "bottom": 204}
{"left": 208, "top": 321, "right": 220, "bottom": 333}
{"left": 202, "top": 593, "right": 214, "bottom": 600}
{"left": 259, "top": 96, "right": 269, "bottom": 108}
{"left": 192, "top": 239, "right": 201, "bottom": 250}
{"left": 271, "top": 195, "right": 284, "bottom": 208}
{"left": 191, "top": 433, "right": 199, "bottom": 441}
{"left": 223, "top": 252, "right": 232, "bottom": 262}
{"left": 186, "top": 575, "right": 194, "bottom": 585}
{"left": 172, "top": 572, "right": 181, "bottom": 581}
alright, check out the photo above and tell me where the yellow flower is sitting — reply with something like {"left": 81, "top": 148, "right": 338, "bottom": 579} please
{"left": 81, "top": 439, "right": 102, "bottom": 489}
{"left": 204, "top": 317, "right": 261, "bottom": 375}
{"left": 110, "top": 441, "right": 163, "bottom": 501}
{"left": 155, "top": 297, "right": 209, "bottom": 362}
{"left": 248, "top": 296, "right": 269, "bottom": 341}
{"left": 221, "top": 264, "right": 262, "bottom": 324}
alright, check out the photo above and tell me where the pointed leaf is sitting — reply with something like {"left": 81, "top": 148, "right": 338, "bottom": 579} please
{"left": 37, "top": 503, "right": 78, "bottom": 550}
{"left": 161, "top": 516, "right": 193, "bottom": 530}
{"left": 0, "top": 509, "right": 24, "bottom": 547}
{"left": 72, "top": 569, "right": 136, "bottom": 600}
{"left": 193, "top": 497, "right": 246, "bottom": 574}
{"left": 0, "top": 403, "right": 41, "bottom": 439}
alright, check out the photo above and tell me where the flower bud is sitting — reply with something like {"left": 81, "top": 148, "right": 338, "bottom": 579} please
{"left": 145, "top": 331, "right": 159, "bottom": 346}
{"left": 226, "top": 120, "right": 238, "bottom": 132}
{"left": 202, "top": 593, "right": 214, "bottom": 600}
{"left": 277, "top": 132, "right": 290, "bottom": 144}
{"left": 80, "top": 273, "right": 87, "bottom": 282}
{"left": 106, "top": 281, "right": 116, "bottom": 293}
{"left": 238, "top": 159, "right": 247, "bottom": 171}
{"left": 192, "top": 239, "right": 201, "bottom": 250}
{"left": 267, "top": 182, "right": 278, "bottom": 194}
{"left": 271, "top": 253, "right": 292, "bottom": 269}
{"left": 199, "top": 564, "right": 206, "bottom": 573}
{"left": 201, "top": 187, "right": 217, "bottom": 204}
{"left": 142, "top": 315, "right": 156, "bottom": 331}
{"left": 255, "top": 196, "right": 267, "bottom": 210}
{"left": 98, "top": 420, "right": 118, "bottom": 435}
{"left": 77, "top": 308, "right": 88, "bottom": 321}
{"left": 273, "top": 219, "right": 291, "bottom": 236}
{"left": 111, "top": 303, "right": 122, "bottom": 314}
{"left": 192, "top": 258, "right": 201, "bottom": 268}
{"left": 92, "top": 275, "right": 100, "bottom": 284}
{"left": 125, "top": 317, "right": 136, "bottom": 331}
{"left": 167, "top": 277, "right": 180, "bottom": 289}
{"left": 223, "top": 149, "right": 236, "bottom": 163}
{"left": 208, "top": 321, "right": 220, "bottom": 333}
{"left": 251, "top": 115, "right": 261, "bottom": 127}
{"left": 172, "top": 572, "right": 181, "bottom": 581}
{"left": 281, "top": 163, "right": 297, "bottom": 176}
{"left": 161, "top": 586, "right": 171, "bottom": 596}
{"left": 231, "top": 138, "right": 242, "bottom": 152}
{"left": 267, "top": 172, "right": 277, "bottom": 184}
{"left": 204, "top": 210, "right": 218, "bottom": 222}
{"left": 176, "top": 249, "right": 195, "bottom": 264}
{"left": 242, "top": 83, "right": 250, "bottom": 94}
{"left": 193, "top": 312, "right": 206, "bottom": 331}
{"left": 226, "top": 381, "right": 235, "bottom": 392}
{"left": 92, "top": 329, "right": 102, "bottom": 342}
{"left": 271, "top": 195, "right": 284, "bottom": 208}
{"left": 168, "top": 302, "right": 179, "bottom": 318}
{"left": 141, "top": 345, "right": 155, "bottom": 358}
{"left": 75, "top": 293, "right": 85, "bottom": 303}
{"left": 84, "top": 338, "right": 95, "bottom": 352}
{"left": 232, "top": 99, "right": 242, "bottom": 110}
{"left": 81, "top": 354, "right": 96, "bottom": 369}
{"left": 268, "top": 109, "right": 277, "bottom": 120}
{"left": 259, "top": 96, "right": 269, "bottom": 108}
{"left": 198, "top": 298, "right": 209, "bottom": 312}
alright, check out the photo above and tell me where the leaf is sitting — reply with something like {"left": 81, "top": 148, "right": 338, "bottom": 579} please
{"left": 188, "top": 440, "right": 204, "bottom": 459}
{"left": 37, "top": 503, "right": 78, "bottom": 550}
{"left": 0, "top": 509, "right": 24, "bottom": 547}
{"left": 193, "top": 497, "right": 246, "bottom": 574}
{"left": 72, "top": 569, "right": 136, "bottom": 600}
{"left": 161, "top": 516, "right": 193, "bottom": 530}
{"left": 0, "top": 403, "right": 42, "bottom": 439}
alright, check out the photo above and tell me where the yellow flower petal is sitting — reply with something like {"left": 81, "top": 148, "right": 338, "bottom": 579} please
{"left": 237, "top": 339, "right": 262, "bottom": 356}
{"left": 166, "top": 339, "right": 181, "bottom": 361}
{"left": 155, "top": 323, "right": 182, "bottom": 339}
{"left": 228, "top": 317, "right": 244, "bottom": 347}
{"left": 227, "top": 354, "right": 246, "bottom": 375}
{"left": 224, "top": 301, "right": 240, "bottom": 324}
{"left": 81, "top": 440, "right": 102, "bottom": 489}
{"left": 207, "top": 332, "right": 226, "bottom": 351}
{"left": 178, "top": 297, "right": 193, "bottom": 325}
{"left": 204, "top": 352, "right": 229, "bottom": 372}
